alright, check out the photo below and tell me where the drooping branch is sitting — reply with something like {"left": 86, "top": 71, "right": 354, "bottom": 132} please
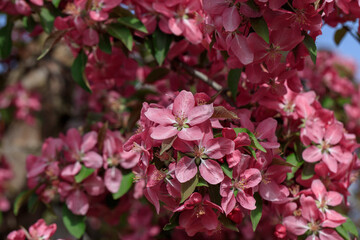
{"left": 173, "top": 60, "right": 237, "bottom": 107}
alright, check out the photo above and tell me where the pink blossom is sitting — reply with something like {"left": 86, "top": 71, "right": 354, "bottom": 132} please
{"left": 145, "top": 90, "right": 214, "bottom": 141}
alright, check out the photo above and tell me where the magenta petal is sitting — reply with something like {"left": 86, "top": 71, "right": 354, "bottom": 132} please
{"left": 187, "top": 104, "right": 214, "bottom": 126}
{"left": 199, "top": 159, "right": 224, "bottom": 185}
{"left": 144, "top": 187, "right": 160, "bottom": 214}
{"left": 89, "top": 10, "right": 108, "bottom": 21}
{"left": 168, "top": 17, "right": 184, "bottom": 35}
{"left": 221, "top": 191, "right": 236, "bottom": 216}
{"left": 61, "top": 161, "right": 82, "bottom": 179}
{"left": 205, "top": 137, "right": 234, "bottom": 159}
{"left": 226, "top": 150, "right": 241, "bottom": 168}
{"left": 172, "top": 138, "right": 195, "bottom": 153}
{"left": 82, "top": 28, "right": 99, "bottom": 46}
{"left": 178, "top": 126, "right": 203, "bottom": 141}
{"left": 326, "top": 191, "right": 343, "bottom": 206}
{"left": 324, "top": 210, "right": 346, "bottom": 227}
{"left": 259, "top": 181, "right": 288, "bottom": 202}
{"left": 302, "top": 146, "right": 322, "bottom": 163}
{"left": 230, "top": 34, "right": 254, "bottom": 65}
{"left": 322, "top": 153, "right": 338, "bottom": 173}
{"left": 81, "top": 131, "right": 98, "bottom": 153}
{"left": 236, "top": 191, "right": 256, "bottom": 210}
{"left": 82, "top": 151, "right": 103, "bottom": 169}
{"left": 319, "top": 228, "right": 343, "bottom": 240}
{"left": 175, "top": 157, "right": 197, "bottom": 183}
{"left": 66, "top": 190, "right": 89, "bottom": 215}
{"left": 243, "top": 168, "right": 262, "bottom": 188}
{"left": 324, "top": 123, "right": 343, "bottom": 145}
{"left": 311, "top": 179, "right": 326, "bottom": 202}
{"left": 104, "top": 167, "right": 122, "bottom": 193}
{"left": 83, "top": 175, "right": 105, "bottom": 196}
{"left": 150, "top": 126, "right": 178, "bottom": 140}
{"left": 66, "top": 128, "right": 81, "bottom": 151}
{"left": 256, "top": 118, "right": 277, "bottom": 140}
{"left": 283, "top": 216, "right": 308, "bottom": 236}
{"left": 173, "top": 90, "right": 195, "bottom": 118}
{"left": 144, "top": 108, "right": 175, "bottom": 125}
{"left": 222, "top": 6, "right": 240, "bottom": 32}
{"left": 200, "top": 207, "right": 219, "bottom": 230}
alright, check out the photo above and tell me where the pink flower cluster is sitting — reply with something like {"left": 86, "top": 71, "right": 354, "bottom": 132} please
{"left": 7, "top": 219, "right": 56, "bottom": 240}
{"left": 0, "top": 83, "right": 41, "bottom": 125}
{"left": 26, "top": 126, "right": 141, "bottom": 216}
{"left": 0, "top": 156, "right": 13, "bottom": 213}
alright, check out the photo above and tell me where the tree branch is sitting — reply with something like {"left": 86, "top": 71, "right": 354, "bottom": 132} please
{"left": 173, "top": 60, "right": 237, "bottom": 107}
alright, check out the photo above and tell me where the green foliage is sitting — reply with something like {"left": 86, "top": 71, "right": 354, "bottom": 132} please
{"left": 62, "top": 205, "right": 86, "bottom": 239}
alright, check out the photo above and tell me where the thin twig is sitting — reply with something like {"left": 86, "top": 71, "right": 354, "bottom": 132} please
{"left": 173, "top": 60, "right": 237, "bottom": 107}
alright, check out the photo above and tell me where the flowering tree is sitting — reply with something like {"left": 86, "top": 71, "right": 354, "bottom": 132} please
{"left": 1, "top": 0, "right": 360, "bottom": 239}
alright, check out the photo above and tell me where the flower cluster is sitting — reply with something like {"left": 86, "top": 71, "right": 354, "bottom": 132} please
{"left": 0, "top": 83, "right": 41, "bottom": 125}
{"left": 0, "top": 156, "right": 13, "bottom": 213}
{"left": 7, "top": 219, "right": 57, "bottom": 240}
{"left": 2, "top": 0, "right": 360, "bottom": 238}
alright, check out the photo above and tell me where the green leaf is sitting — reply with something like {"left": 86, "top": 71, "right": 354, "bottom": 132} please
{"left": 272, "top": 157, "right": 295, "bottom": 167}
{"left": 163, "top": 212, "right": 180, "bottom": 231}
{"left": 23, "top": 16, "right": 36, "bottom": 32}
{"left": 245, "top": 146, "right": 257, "bottom": 160}
{"left": 0, "top": 211, "right": 2, "bottom": 226}
{"left": 106, "top": 23, "right": 133, "bottom": 51}
{"left": 221, "top": 163, "right": 233, "bottom": 179}
{"left": 52, "top": 0, "right": 61, "bottom": 8}
{"left": 336, "top": 225, "right": 350, "bottom": 240}
{"left": 38, "top": 30, "right": 67, "bottom": 60}
{"left": 303, "top": 34, "right": 317, "bottom": 65}
{"left": 233, "top": 128, "right": 267, "bottom": 153}
{"left": 250, "top": 193, "right": 262, "bottom": 232}
{"left": 62, "top": 205, "right": 86, "bottom": 239}
{"left": 219, "top": 214, "right": 239, "bottom": 232}
{"left": 145, "top": 67, "right": 170, "bottom": 83}
{"left": 227, "top": 69, "right": 242, "bottom": 100}
{"left": 197, "top": 177, "right": 209, "bottom": 187}
{"left": 342, "top": 217, "right": 359, "bottom": 237}
{"left": 250, "top": 18, "right": 269, "bottom": 43}
{"left": 208, "top": 183, "right": 221, "bottom": 205}
{"left": 13, "top": 189, "right": 34, "bottom": 216}
{"left": 180, "top": 174, "right": 199, "bottom": 203}
{"left": 112, "top": 171, "right": 135, "bottom": 199}
{"left": 118, "top": 16, "right": 148, "bottom": 33}
{"left": 0, "top": 20, "right": 13, "bottom": 59}
{"left": 39, "top": 8, "right": 55, "bottom": 33}
{"left": 322, "top": 96, "right": 335, "bottom": 109}
{"left": 160, "top": 136, "right": 177, "bottom": 155}
{"left": 211, "top": 106, "right": 239, "bottom": 119}
{"left": 75, "top": 165, "right": 95, "bottom": 183}
{"left": 27, "top": 193, "right": 39, "bottom": 214}
{"left": 334, "top": 27, "right": 347, "bottom": 46}
{"left": 99, "top": 34, "right": 112, "bottom": 54}
{"left": 301, "top": 162, "right": 315, "bottom": 180}
{"left": 286, "top": 153, "right": 303, "bottom": 180}
{"left": 152, "top": 29, "right": 172, "bottom": 66}
{"left": 71, "top": 50, "right": 92, "bottom": 92}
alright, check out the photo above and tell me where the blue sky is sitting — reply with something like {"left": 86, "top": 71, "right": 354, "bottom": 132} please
{"left": 317, "top": 23, "right": 360, "bottom": 79}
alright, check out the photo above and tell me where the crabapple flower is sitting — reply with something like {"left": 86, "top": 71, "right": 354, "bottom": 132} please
{"left": 173, "top": 129, "right": 234, "bottom": 184}
{"left": 58, "top": 175, "right": 105, "bottom": 215}
{"left": 7, "top": 219, "right": 57, "bottom": 240}
{"left": 174, "top": 192, "right": 222, "bottom": 237}
{"left": 302, "top": 123, "right": 352, "bottom": 173}
{"left": 283, "top": 195, "right": 343, "bottom": 240}
{"left": 310, "top": 179, "right": 346, "bottom": 227}
{"left": 220, "top": 164, "right": 262, "bottom": 213}
{"left": 61, "top": 128, "right": 103, "bottom": 179}
{"left": 145, "top": 90, "right": 214, "bottom": 141}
